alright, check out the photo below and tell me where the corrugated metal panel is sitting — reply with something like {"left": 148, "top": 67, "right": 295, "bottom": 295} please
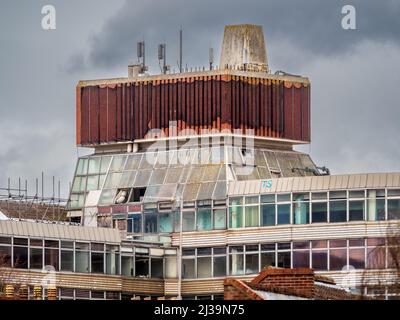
{"left": 77, "top": 73, "right": 310, "bottom": 146}
{"left": 0, "top": 220, "right": 120, "bottom": 243}
{"left": 228, "top": 173, "right": 400, "bottom": 195}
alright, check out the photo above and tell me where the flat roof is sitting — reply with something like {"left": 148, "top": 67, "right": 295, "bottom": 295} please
{"left": 228, "top": 172, "right": 400, "bottom": 195}
{"left": 0, "top": 219, "right": 121, "bottom": 243}
{"left": 78, "top": 69, "right": 309, "bottom": 88}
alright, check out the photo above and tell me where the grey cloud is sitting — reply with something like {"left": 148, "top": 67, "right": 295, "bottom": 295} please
{"left": 81, "top": 0, "right": 400, "bottom": 71}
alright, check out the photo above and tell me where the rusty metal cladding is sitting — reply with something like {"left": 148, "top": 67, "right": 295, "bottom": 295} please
{"left": 76, "top": 73, "right": 311, "bottom": 146}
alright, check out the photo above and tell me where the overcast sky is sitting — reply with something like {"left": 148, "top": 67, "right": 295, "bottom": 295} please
{"left": 1, "top": 0, "right": 400, "bottom": 197}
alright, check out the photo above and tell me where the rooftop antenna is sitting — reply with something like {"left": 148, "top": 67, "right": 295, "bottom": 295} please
{"left": 158, "top": 43, "right": 170, "bottom": 74}
{"left": 209, "top": 47, "right": 214, "bottom": 70}
{"left": 137, "top": 41, "right": 147, "bottom": 74}
{"left": 179, "top": 26, "right": 183, "bottom": 73}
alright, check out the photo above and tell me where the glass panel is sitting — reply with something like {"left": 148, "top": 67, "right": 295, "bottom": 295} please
{"left": 91, "top": 252, "right": 104, "bottom": 273}
{"left": 330, "top": 239, "right": 347, "bottom": 248}
{"left": 349, "top": 190, "right": 365, "bottom": 198}
{"left": 312, "top": 192, "right": 327, "bottom": 200}
{"left": 45, "top": 240, "right": 59, "bottom": 248}
{"left": 330, "top": 191, "right": 346, "bottom": 199}
{"left": 72, "top": 176, "right": 87, "bottom": 192}
{"left": 183, "top": 211, "right": 196, "bottom": 232}
{"left": 229, "top": 206, "right": 243, "bottom": 228}
{"left": 75, "top": 251, "right": 90, "bottom": 273}
{"left": 197, "top": 209, "right": 212, "bottom": 231}
{"left": 0, "top": 246, "right": 11, "bottom": 267}
{"left": 244, "top": 205, "right": 259, "bottom": 227}
{"left": 366, "top": 246, "right": 385, "bottom": 269}
{"left": 367, "top": 198, "right": 385, "bottom": 221}
{"left": 387, "top": 189, "right": 400, "bottom": 197}
{"left": 229, "top": 197, "right": 243, "bottom": 206}
{"left": 76, "top": 158, "right": 88, "bottom": 175}
{"left": 61, "top": 250, "right": 74, "bottom": 272}
{"left": 277, "top": 251, "right": 291, "bottom": 268}
{"left": 151, "top": 258, "right": 163, "bottom": 278}
{"left": 13, "top": 246, "right": 28, "bottom": 268}
{"left": 109, "top": 155, "right": 127, "bottom": 172}
{"left": 213, "top": 256, "right": 226, "bottom": 277}
{"left": 312, "top": 202, "right": 328, "bottom": 223}
{"left": 135, "top": 256, "right": 149, "bottom": 277}
{"left": 104, "top": 173, "right": 122, "bottom": 189}
{"left": 125, "top": 154, "right": 142, "bottom": 171}
{"left": 349, "top": 239, "right": 365, "bottom": 247}
{"left": 45, "top": 248, "right": 59, "bottom": 270}
{"left": 88, "top": 157, "right": 101, "bottom": 175}
{"left": 261, "top": 252, "right": 275, "bottom": 269}
{"left": 30, "top": 248, "right": 43, "bottom": 269}
{"left": 229, "top": 253, "right": 244, "bottom": 275}
{"left": 100, "top": 156, "right": 112, "bottom": 173}
{"left": 159, "top": 212, "right": 174, "bottom": 233}
{"left": 277, "top": 194, "right": 290, "bottom": 202}
{"left": 128, "top": 214, "right": 142, "bottom": 234}
{"left": 30, "top": 239, "right": 43, "bottom": 247}
{"left": 388, "top": 199, "right": 400, "bottom": 220}
{"left": 349, "top": 248, "right": 365, "bottom": 269}
{"left": 182, "top": 258, "right": 195, "bottom": 279}
{"left": 245, "top": 254, "right": 259, "bottom": 274}
{"left": 149, "top": 169, "right": 167, "bottom": 185}
{"left": 197, "top": 257, "right": 212, "bottom": 278}
{"left": 0, "top": 237, "right": 11, "bottom": 244}
{"left": 349, "top": 200, "right": 364, "bottom": 221}
{"left": 261, "top": 194, "right": 275, "bottom": 203}
{"left": 245, "top": 196, "right": 259, "bottom": 204}
{"left": 134, "top": 170, "right": 151, "bottom": 187}
{"left": 120, "top": 171, "right": 136, "bottom": 188}
{"left": 277, "top": 204, "right": 290, "bottom": 225}
{"left": 121, "top": 256, "right": 134, "bottom": 276}
{"left": 367, "top": 189, "right": 385, "bottom": 198}
{"left": 312, "top": 240, "right": 328, "bottom": 249}
{"left": 329, "top": 249, "right": 347, "bottom": 270}
{"left": 144, "top": 212, "right": 157, "bottom": 233}
{"left": 293, "top": 250, "right": 310, "bottom": 268}
{"left": 86, "top": 175, "right": 99, "bottom": 191}
{"left": 312, "top": 250, "right": 328, "bottom": 270}
{"left": 213, "top": 209, "right": 226, "bottom": 229}
{"left": 293, "top": 201, "right": 309, "bottom": 224}
{"left": 330, "top": 201, "right": 347, "bottom": 223}
{"left": 261, "top": 204, "right": 275, "bottom": 226}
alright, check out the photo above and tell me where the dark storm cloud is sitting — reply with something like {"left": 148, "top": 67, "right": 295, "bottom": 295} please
{"left": 79, "top": 0, "right": 400, "bottom": 71}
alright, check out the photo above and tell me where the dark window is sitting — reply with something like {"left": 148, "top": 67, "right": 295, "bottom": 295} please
{"left": 277, "top": 251, "right": 291, "bottom": 268}
{"left": 388, "top": 199, "right": 400, "bottom": 220}
{"left": 127, "top": 213, "right": 142, "bottom": 233}
{"left": 144, "top": 212, "right": 157, "bottom": 233}
{"left": 367, "top": 247, "right": 386, "bottom": 269}
{"left": 312, "top": 202, "right": 328, "bottom": 223}
{"left": 151, "top": 258, "right": 163, "bottom": 278}
{"left": 135, "top": 255, "right": 149, "bottom": 277}
{"left": 45, "top": 248, "right": 59, "bottom": 270}
{"left": 261, "top": 204, "right": 275, "bottom": 226}
{"left": 329, "top": 249, "right": 347, "bottom": 270}
{"left": 130, "top": 188, "right": 146, "bottom": 202}
{"left": 213, "top": 256, "right": 226, "bottom": 277}
{"left": 293, "top": 250, "right": 310, "bottom": 268}
{"left": 30, "top": 248, "right": 43, "bottom": 269}
{"left": 61, "top": 250, "right": 74, "bottom": 272}
{"left": 330, "top": 201, "right": 347, "bottom": 222}
{"left": 261, "top": 252, "right": 275, "bottom": 269}
{"left": 277, "top": 204, "right": 290, "bottom": 225}
{"left": 13, "top": 246, "right": 28, "bottom": 269}
{"left": 349, "top": 201, "right": 364, "bottom": 221}
{"left": 182, "top": 258, "right": 195, "bottom": 279}
{"left": 349, "top": 248, "right": 365, "bottom": 269}
{"left": 245, "top": 253, "right": 259, "bottom": 274}
{"left": 312, "top": 250, "right": 328, "bottom": 270}
{"left": 0, "top": 245, "right": 12, "bottom": 267}
{"left": 197, "top": 257, "right": 212, "bottom": 278}
{"left": 91, "top": 252, "right": 104, "bottom": 273}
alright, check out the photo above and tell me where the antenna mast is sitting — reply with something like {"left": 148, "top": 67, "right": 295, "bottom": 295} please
{"left": 179, "top": 26, "right": 183, "bottom": 73}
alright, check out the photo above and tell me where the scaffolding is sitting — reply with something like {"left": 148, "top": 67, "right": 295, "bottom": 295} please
{"left": 0, "top": 175, "right": 69, "bottom": 222}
